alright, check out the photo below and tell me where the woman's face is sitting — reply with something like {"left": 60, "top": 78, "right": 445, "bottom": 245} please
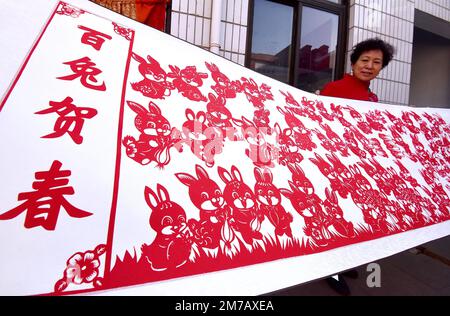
{"left": 351, "top": 49, "right": 383, "bottom": 82}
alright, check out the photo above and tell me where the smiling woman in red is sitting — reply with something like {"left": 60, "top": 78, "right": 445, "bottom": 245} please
{"left": 321, "top": 38, "right": 394, "bottom": 102}
{"left": 319, "top": 38, "right": 394, "bottom": 296}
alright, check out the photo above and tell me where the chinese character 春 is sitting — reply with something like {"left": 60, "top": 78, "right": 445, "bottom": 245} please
{"left": 35, "top": 96, "right": 97, "bottom": 144}
{"left": 57, "top": 57, "right": 106, "bottom": 91}
{"left": 78, "top": 25, "right": 112, "bottom": 51}
{"left": 0, "top": 160, "right": 92, "bottom": 231}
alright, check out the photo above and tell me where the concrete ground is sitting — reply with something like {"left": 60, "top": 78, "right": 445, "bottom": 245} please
{"left": 265, "top": 235, "right": 450, "bottom": 296}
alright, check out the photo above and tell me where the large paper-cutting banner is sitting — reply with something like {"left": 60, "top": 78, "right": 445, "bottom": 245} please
{"left": 1, "top": 1, "right": 449, "bottom": 296}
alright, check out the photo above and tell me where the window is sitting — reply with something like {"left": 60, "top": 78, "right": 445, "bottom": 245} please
{"left": 247, "top": 0, "right": 347, "bottom": 93}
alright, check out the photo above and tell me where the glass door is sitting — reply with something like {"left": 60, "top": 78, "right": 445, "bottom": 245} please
{"left": 295, "top": 6, "right": 339, "bottom": 93}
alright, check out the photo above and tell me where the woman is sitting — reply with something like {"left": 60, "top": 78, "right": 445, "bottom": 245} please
{"left": 320, "top": 38, "right": 394, "bottom": 295}
{"left": 321, "top": 38, "right": 394, "bottom": 102}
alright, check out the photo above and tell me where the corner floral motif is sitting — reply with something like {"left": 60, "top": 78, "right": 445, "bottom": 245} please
{"left": 112, "top": 22, "right": 133, "bottom": 41}
{"left": 56, "top": 2, "right": 86, "bottom": 18}
{"left": 54, "top": 244, "right": 106, "bottom": 293}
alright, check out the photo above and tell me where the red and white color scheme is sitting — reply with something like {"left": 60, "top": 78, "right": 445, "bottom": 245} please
{"left": 0, "top": 1, "right": 449, "bottom": 296}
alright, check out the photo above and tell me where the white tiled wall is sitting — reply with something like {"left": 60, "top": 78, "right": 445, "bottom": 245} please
{"left": 170, "top": 0, "right": 449, "bottom": 104}
{"left": 348, "top": 0, "right": 450, "bottom": 105}
{"left": 170, "top": 0, "right": 249, "bottom": 65}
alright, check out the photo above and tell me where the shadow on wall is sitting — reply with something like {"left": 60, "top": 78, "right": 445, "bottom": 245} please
{"left": 409, "top": 27, "right": 450, "bottom": 109}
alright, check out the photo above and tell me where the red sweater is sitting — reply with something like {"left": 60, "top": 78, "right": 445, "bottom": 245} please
{"left": 320, "top": 74, "right": 378, "bottom": 102}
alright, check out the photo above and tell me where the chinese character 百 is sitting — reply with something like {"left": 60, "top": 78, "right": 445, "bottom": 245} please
{"left": 78, "top": 25, "right": 112, "bottom": 51}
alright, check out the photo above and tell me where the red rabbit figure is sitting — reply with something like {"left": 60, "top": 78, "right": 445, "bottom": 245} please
{"left": 309, "top": 153, "right": 341, "bottom": 195}
{"left": 320, "top": 123, "right": 349, "bottom": 157}
{"left": 323, "top": 188, "right": 355, "bottom": 238}
{"left": 176, "top": 165, "right": 233, "bottom": 249}
{"left": 316, "top": 100, "right": 335, "bottom": 121}
{"left": 277, "top": 106, "right": 316, "bottom": 151}
{"left": 348, "top": 164, "right": 390, "bottom": 233}
{"left": 345, "top": 105, "right": 372, "bottom": 134}
{"left": 167, "top": 65, "right": 208, "bottom": 102}
{"left": 343, "top": 127, "right": 368, "bottom": 159}
{"left": 379, "top": 132, "right": 406, "bottom": 160}
{"left": 280, "top": 90, "right": 300, "bottom": 107}
{"left": 325, "top": 153, "right": 354, "bottom": 198}
{"left": 141, "top": 184, "right": 192, "bottom": 271}
{"left": 181, "top": 109, "right": 222, "bottom": 167}
{"left": 279, "top": 181, "right": 330, "bottom": 246}
{"left": 253, "top": 108, "right": 272, "bottom": 135}
{"left": 205, "top": 93, "right": 236, "bottom": 139}
{"left": 313, "top": 128, "right": 338, "bottom": 153}
{"left": 233, "top": 116, "right": 277, "bottom": 168}
{"left": 253, "top": 167, "right": 293, "bottom": 237}
{"left": 205, "top": 62, "right": 242, "bottom": 99}
{"left": 330, "top": 103, "right": 352, "bottom": 128}
{"left": 122, "top": 100, "right": 180, "bottom": 167}
{"left": 130, "top": 53, "right": 173, "bottom": 99}
{"left": 218, "top": 165, "right": 263, "bottom": 245}
{"left": 384, "top": 110, "right": 407, "bottom": 134}
{"left": 240, "top": 77, "right": 273, "bottom": 108}
{"left": 401, "top": 111, "right": 420, "bottom": 134}
{"left": 394, "top": 159, "right": 419, "bottom": 187}
{"left": 365, "top": 109, "right": 387, "bottom": 132}
{"left": 273, "top": 123, "right": 304, "bottom": 166}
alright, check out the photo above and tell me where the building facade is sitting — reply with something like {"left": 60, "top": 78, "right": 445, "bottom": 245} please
{"left": 169, "top": 0, "right": 450, "bottom": 107}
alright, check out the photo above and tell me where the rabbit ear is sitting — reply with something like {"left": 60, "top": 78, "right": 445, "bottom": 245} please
{"left": 196, "top": 111, "right": 206, "bottom": 123}
{"left": 325, "top": 187, "right": 331, "bottom": 199}
{"left": 263, "top": 169, "right": 273, "bottom": 183}
{"left": 131, "top": 53, "right": 146, "bottom": 63}
{"left": 254, "top": 167, "right": 263, "bottom": 182}
{"left": 279, "top": 188, "right": 293, "bottom": 199}
{"left": 208, "top": 93, "right": 217, "bottom": 103}
{"left": 144, "top": 186, "right": 159, "bottom": 210}
{"left": 217, "top": 95, "right": 226, "bottom": 105}
{"left": 277, "top": 106, "right": 287, "bottom": 116}
{"left": 157, "top": 184, "right": 170, "bottom": 202}
{"left": 205, "top": 62, "right": 217, "bottom": 71}
{"left": 127, "top": 101, "right": 148, "bottom": 115}
{"left": 231, "top": 165, "right": 243, "bottom": 182}
{"left": 148, "top": 102, "right": 162, "bottom": 115}
{"left": 274, "top": 123, "right": 281, "bottom": 135}
{"left": 331, "top": 190, "right": 338, "bottom": 203}
{"left": 185, "top": 108, "right": 195, "bottom": 121}
{"left": 242, "top": 116, "right": 254, "bottom": 127}
{"left": 175, "top": 172, "right": 197, "bottom": 187}
{"left": 288, "top": 180, "right": 299, "bottom": 193}
{"left": 232, "top": 118, "right": 244, "bottom": 127}
{"left": 195, "top": 164, "right": 209, "bottom": 180}
{"left": 218, "top": 166, "right": 233, "bottom": 184}
{"left": 147, "top": 55, "right": 160, "bottom": 65}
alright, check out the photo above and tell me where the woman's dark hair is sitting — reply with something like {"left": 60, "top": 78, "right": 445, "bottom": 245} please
{"left": 350, "top": 38, "right": 394, "bottom": 68}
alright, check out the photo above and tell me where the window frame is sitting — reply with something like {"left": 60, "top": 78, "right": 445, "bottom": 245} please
{"left": 246, "top": 0, "right": 348, "bottom": 90}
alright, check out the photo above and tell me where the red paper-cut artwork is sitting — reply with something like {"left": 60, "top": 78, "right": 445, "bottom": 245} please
{"left": 0, "top": 1, "right": 449, "bottom": 296}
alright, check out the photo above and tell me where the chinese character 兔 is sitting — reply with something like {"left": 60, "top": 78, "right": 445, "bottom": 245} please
{"left": 57, "top": 57, "right": 106, "bottom": 91}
